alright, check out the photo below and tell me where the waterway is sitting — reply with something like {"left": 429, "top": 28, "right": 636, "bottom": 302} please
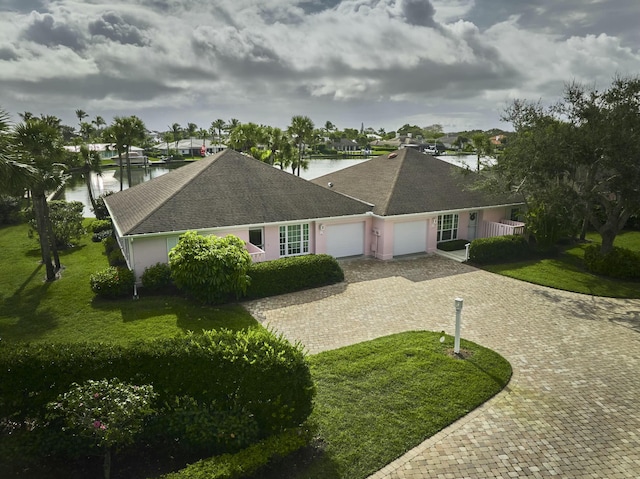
{"left": 62, "top": 154, "right": 482, "bottom": 217}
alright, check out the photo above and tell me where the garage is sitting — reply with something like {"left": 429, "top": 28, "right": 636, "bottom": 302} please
{"left": 393, "top": 221, "right": 427, "bottom": 256}
{"left": 326, "top": 223, "right": 365, "bottom": 258}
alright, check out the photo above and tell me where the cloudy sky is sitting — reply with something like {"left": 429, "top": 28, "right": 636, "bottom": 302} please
{"left": 1, "top": 0, "right": 638, "bottom": 134}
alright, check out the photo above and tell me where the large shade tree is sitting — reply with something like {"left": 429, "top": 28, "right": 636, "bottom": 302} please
{"left": 495, "top": 76, "right": 640, "bottom": 254}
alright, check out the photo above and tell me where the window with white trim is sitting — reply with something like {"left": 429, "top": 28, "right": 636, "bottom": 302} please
{"left": 437, "top": 214, "right": 458, "bottom": 242}
{"left": 279, "top": 224, "right": 309, "bottom": 256}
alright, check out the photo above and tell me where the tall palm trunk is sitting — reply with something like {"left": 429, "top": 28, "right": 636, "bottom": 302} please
{"left": 44, "top": 200, "right": 61, "bottom": 271}
{"left": 85, "top": 169, "right": 97, "bottom": 211}
{"left": 32, "top": 191, "right": 55, "bottom": 281}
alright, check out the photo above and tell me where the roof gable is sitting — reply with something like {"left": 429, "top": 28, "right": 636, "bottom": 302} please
{"left": 311, "top": 148, "right": 520, "bottom": 216}
{"left": 105, "top": 149, "right": 372, "bottom": 236}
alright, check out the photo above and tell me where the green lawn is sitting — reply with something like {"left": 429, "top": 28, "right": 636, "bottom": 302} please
{"left": 1, "top": 222, "right": 512, "bottom": 479}
{"left": 0, "top": 223, "right": 258, "bottom": 344}
{"left": 482, "top": 231, "right": 640, "bottom": 298}
{"left": 296, "top": 332, "right": 511, "bottom": 479}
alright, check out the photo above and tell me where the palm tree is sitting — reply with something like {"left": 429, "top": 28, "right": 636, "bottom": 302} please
{"left": 75, "top": 109, "right": 88, "bottom": 140}
{"left": 93, "top": 116, "right": 106, "bottom": 139}
{"left": 226, "top": 118, "right": 240, "bottom": 135}
{"left": 161, "top": 132, "right": 173, "bottom": 158}
{"left": 211, "top": 118, "right": 226, "bottom": 144}
{"left": 471, "top": 133, "right": 493, "bottom": 171}
{"left": 13, "top": 117, "right": 67, "bottom": 281}
{"left": 0, "top": 108, "right": 35, "bottom": 194}
{"left": 109, "top": 116, "right": 146, "bottom": 189}
{"left": 170, "top": 123, "right": 182, "bottom": 156}
{"left": 288, "top": 115, "right": 314, "bottom": 176}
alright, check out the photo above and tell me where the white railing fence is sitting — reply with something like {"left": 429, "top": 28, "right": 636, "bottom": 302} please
{"left": 480, "top": 219, "right": 526, "bottom": 238}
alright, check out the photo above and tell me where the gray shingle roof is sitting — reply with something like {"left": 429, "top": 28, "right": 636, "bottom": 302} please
{"left": 105, "top": 149, "right": 372, "bottom": 236}
{"left": 311, "top": 148, "right": 520, "bottom": 216}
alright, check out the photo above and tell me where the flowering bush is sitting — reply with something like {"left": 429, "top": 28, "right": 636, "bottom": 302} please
{"left": 47, "top": 378, "right": 156, "bottom": 450}
{"left": 47, "top": 378, "right": 156, "bottom": 479}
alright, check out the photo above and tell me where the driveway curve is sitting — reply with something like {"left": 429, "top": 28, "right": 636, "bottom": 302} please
{"left": 244, "top": 255, "right": 640, "bottom": 478}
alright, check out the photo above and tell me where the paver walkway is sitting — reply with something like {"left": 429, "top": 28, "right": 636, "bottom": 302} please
{"left": 244, "top": 255, "right": 640, "bottom": 478}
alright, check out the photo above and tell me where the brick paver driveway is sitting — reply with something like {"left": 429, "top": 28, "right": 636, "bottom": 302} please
{"left": 244, "top": 255, "right": 640, "bottom": 478}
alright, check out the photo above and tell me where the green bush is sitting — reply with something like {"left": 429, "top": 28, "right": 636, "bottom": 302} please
{"left": 161, "top": 427, "right": 311, "bottom": 479}
{"left": 141, "top": 262, "right": 173, "bottom": 292}
{"left": 437, "top": 239, "right": 470, "bottom": 252}
{"left": 90, "top": 219, "right": 112, "bottom": 233}
{"left": 468, "top": 235, "right": 531, "bottom": 264}
{"left": 0, "top": 195, "right": 22, "bottom": 225}
{"left": 0, "top": 330, "right": 315, "bottom": 455}
{"left": 583, "top": 245, "right": 640, "bottom": 280}
{"left": 103, "top": 236, "right": 117, "bottom": 254}
{"left": 28, "top": 200, "right": 85, "bottom": 249}
{"left": 169, "top": 231, "right": 252, "bottom": 304}
{"left": 91, "top": 229, "right": 112, "bottom": 242}
{"left": 90, "top": 266, "right": 135, "bottom": 298}
{"left": 107, "top": 248, "right": 126, "bottom": 266}
{"left": 92, "top": 192, "right": 113, "bottom": 220}
{"left": 245, "top": 254, "right": 344, "bottom": 299}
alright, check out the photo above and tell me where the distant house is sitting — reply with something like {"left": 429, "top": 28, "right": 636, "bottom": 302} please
{"left": 105, "top": 148, "right": 524, "bottom": 281}
{"left": 329, "top": 138, "right": 359, "bottom": 152}
{"left": 64, "top": 143, "right": 145, "bottom": 161}
{"left": 158, "top": 138, "right": 227, "bottom": 157}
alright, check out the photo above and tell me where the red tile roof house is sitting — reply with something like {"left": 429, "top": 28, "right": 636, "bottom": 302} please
{"left": 105, "top": 148, "right": 525, "bottom": 282}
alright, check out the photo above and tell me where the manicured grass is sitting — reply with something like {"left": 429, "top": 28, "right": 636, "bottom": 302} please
{"left": 293, "top": 332, "right": 511, "bottom": 479}
{"left": 482, "top": 231, "right": 640, "bottom": 298}
{"left": 0, "top": 223, "right": 258, "bottom": 344}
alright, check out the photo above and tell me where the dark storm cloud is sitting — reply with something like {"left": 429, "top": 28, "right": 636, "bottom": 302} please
{"left": 89, "top": 11, "right": 148, "bottom": 46}
{"left": 5, "top": 74, "right": 182, "bottom": 102}
{"left": 0, "top": 46, "right": 18, "bottom": 61}
{"left": 400, "top": 0, "right": 437, "bottom": 27}
{"left": 299, "top": 0, "right": 342, "bottom": 15}
{"left": 466, "top": 0, "right": 639, "bottom": 45}
{"left": 22, "top": 13, "right": 84, "bottom": 51}
{"left": 2, "top": 0, "right": 48, "bottom": 13}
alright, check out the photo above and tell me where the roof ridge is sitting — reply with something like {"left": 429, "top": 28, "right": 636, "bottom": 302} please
{"left": 380, "top": 149, "right": 407, "bottom": 215}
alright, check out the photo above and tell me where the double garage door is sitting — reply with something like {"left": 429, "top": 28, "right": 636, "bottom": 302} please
{"left": 393, "top": 221, "right": 427, "bottom": 256}
{"left": 326, "top": 223, "right": 365, "bottom": 258}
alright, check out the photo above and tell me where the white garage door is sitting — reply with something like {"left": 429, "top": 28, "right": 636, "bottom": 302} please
{"left": 393, "top": 221, "right": 427, "bottom": 256}
{"left": 326, "top": 223, "right": 365, "bottom": 258}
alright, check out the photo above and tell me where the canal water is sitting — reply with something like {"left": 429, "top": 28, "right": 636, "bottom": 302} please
{"left": 62, "top": 155, "right": 481, "bottom": 217}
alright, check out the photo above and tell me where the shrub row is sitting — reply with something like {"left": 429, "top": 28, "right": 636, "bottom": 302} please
{"left": 245, "top": 254, "right": 344, "bottom": 299}
{"left": 161, "top": 427, "right": 311, "bottom": 479}
{"left": 468, "top": 235, "right": 531, "bottom": 264}
{"left": 583, "top": 245, "right": 640, "bottom": 280}
{"left": 0, "top": 329, "right": 315, "bottom": 439}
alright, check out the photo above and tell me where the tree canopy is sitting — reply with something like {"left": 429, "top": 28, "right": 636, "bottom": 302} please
{"left": 495, "top": 75, "right": 640, "bottom": 253}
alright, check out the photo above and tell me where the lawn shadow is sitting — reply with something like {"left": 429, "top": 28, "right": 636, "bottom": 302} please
{"left": 90, "top": 295, "right": 259, "bottom": 332}
{"left": 1, "top": 264, "right": 58, "bottom": 340}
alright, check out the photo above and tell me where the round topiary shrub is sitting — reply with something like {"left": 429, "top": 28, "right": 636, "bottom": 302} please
{"left": 108, "top": 248, "right": 126, "bottom": 267}
{"left": 90, "top": 266, "right": 135, "bottom": 299}
{"left": 141, "top": 263, "right": 173, "bottom": 293}
{"left": 90, "top": 219, "right": 113, "bottom": 234}
{"left": 91, "top": 229, "right": 112, "bottom": 243}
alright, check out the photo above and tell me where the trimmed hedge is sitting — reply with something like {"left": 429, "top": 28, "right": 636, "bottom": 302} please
{"left": 583, "top": 245, "right": 640, "bottom": 280}
{"left": 161, "top": 427, "right": 311, "bottom": 479}
{"left": 245, "top": 254, "right": 344, "bottom": 299}
{"left": 0, "top": 330, "right": 315, "bottom": 439}
{"left": 468, "top": 235, "right": 531, "bottom": 264}
{"left": 90, "top": 266, "right": 135, "bottom": 298}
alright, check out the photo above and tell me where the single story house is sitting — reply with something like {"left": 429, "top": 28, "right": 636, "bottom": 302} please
{"left": 158, "top": 138, "right": 227, "bottom": 157}
{"left": 105, "top": 148, "right": 525, "bottom": 281}
{"left": 64, "top": 143, "right": 145, "bottom": 160}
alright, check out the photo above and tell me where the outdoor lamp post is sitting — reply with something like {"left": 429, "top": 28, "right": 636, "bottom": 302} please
{"left": 454, "top": 298, "right": 463, "bottom": 354}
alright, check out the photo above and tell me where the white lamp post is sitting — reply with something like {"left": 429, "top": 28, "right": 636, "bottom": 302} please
{"left": 454, "top": 298, "right": 463, "bottom": 354}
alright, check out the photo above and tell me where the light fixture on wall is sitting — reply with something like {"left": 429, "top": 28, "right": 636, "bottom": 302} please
{"left": 432, "top": 218, "right": 437, "bottom": 226}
